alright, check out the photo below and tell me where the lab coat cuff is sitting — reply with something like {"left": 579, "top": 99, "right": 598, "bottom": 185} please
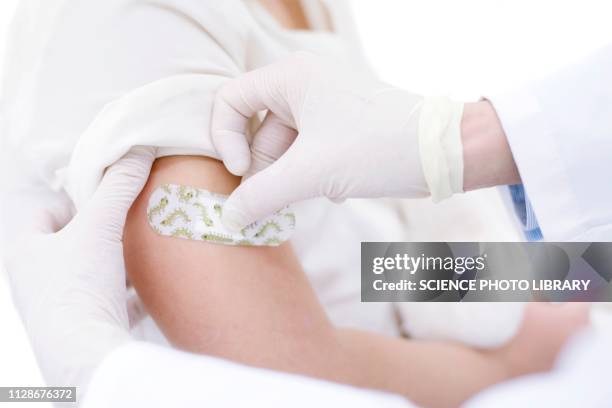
{"left": 486, "top": 88, "right": 584, "bottom": 240}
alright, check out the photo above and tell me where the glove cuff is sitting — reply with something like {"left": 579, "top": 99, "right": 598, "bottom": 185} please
{"left": 418, "top": 97, "right": 465, "bottom": 202}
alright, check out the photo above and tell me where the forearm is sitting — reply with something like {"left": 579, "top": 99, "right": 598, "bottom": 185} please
{"left": 461, "top": 101, "right": 521, "bottom": 191}
{"left": 336, "top": 329, "right": 508, "bottom": 408}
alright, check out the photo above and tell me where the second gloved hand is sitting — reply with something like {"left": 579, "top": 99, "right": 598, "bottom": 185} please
{"left": 4, "top": 147, "right": 155, "bottom": 393}
{"left": 212, "top": 52, "right": 464, "bottom": 230}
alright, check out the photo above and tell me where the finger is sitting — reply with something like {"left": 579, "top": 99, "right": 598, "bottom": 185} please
{"left": 86, "top": 146, "right": 156, "bottom": 232}
{"left": 222, "top": 145, "right": 311, "bottom": 231}
{"left": 245, "top": 112, "right": 297, "bottom": 178}
{"left": 212, "top": 64, "right": 285, "bottom": 176}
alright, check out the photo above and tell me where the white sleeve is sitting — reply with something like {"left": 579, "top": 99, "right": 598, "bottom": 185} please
{"left": 64, "top": 0, "right": 257, "bottom": 208}
{"left": 83, "top": 342, "right": 412, "bottom": 408}
{"left": 4, "top": 0, "right": 252, "bottom": 209}
{"left": 487, "top": 44, "right": 612, "bottom": 240}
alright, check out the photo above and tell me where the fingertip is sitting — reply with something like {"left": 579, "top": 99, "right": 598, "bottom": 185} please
{"left": 127, "top": 145, "right": 157, "bottom": 162}
{"left": 211, "top": 128, "right": 251, "bottom": 176}
{"left": 221, "top": 203, "right": 249, "bottom": 233}
{"left": 223, "top": 155, "right": 250, "bottom": 177}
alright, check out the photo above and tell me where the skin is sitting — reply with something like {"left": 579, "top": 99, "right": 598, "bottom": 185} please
{"left": 462, "top": 101, "right": 522, "bottom": 191}
{"left": 124, "top": 156, "right": 588, "bottom": 408}
{"left": 258, "top": 0, "right": 311, "bottom": 30}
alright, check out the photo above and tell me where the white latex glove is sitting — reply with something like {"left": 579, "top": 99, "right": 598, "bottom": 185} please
{"left": 4, "top": 146, "right": 155, "bottom": 393}
{"left": 212, "top": 52, "right": 464, "bottom": 230}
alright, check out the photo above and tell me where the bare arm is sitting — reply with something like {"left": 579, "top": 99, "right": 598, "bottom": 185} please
{"left": 462, "top": 101, "right": 521, "bottom": 191}
{"left": 123, "top": 155, "right": 585, "bottom": 407}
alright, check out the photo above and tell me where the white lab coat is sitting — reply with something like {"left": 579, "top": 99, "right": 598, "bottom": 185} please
{"left": 488, "top": 44, "right": 612, "bottom": 241}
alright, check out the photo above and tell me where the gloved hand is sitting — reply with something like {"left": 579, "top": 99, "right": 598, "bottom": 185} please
{"left": 4, "top": 146, "right": 156, "bottom": 392}
{"left": 212, "top": 52, "right": 465, "bottom": 231}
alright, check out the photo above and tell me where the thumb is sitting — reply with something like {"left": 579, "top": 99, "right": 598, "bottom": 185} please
{"left": 82, "top": 146, "right": 156, "bottom": 236}
{"left": 222, "top": 146, "right": 310, "bottom": 231}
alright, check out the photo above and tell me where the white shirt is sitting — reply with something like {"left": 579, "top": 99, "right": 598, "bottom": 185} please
{"left": 0, "top": 0, "right": 403, "bottom": 343}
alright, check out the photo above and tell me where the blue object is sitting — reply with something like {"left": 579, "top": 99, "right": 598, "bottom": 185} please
{"left": 508, "top": 184, "right": 543, "bottom": 241}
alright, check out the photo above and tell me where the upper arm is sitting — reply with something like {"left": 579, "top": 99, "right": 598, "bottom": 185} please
{"left": 123, "top": 156, "right": 333, "bottom": 367}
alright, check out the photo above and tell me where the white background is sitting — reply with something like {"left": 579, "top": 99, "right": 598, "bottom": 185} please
{"left": 0, "top": 0, "right": 610, "bottom": 402}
